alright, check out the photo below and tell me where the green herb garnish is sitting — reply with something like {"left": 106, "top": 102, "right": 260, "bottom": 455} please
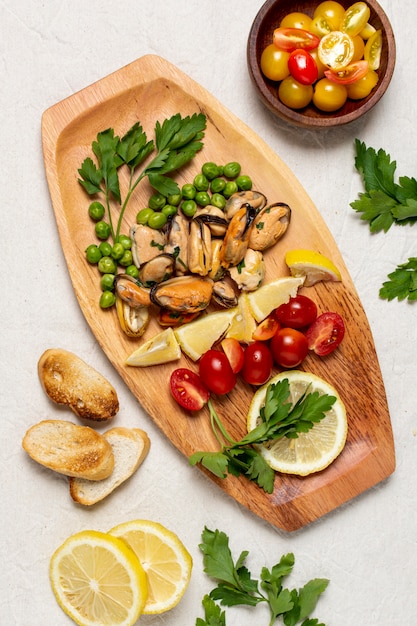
{"left": 189, "top": 379, "right": 336, "bottom": 494}
{"left": 196, "top": 527, "right": 328, "bottom": 626}
{"left": 78, "top": 112, "right": 206, "bottom": 242}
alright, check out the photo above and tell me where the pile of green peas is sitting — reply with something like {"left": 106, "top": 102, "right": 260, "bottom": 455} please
{"left": 84, "top": 201, "right": 139, "bottom": 309}
{"left": 136, "top": 161, "right": 252, "bottom": 230}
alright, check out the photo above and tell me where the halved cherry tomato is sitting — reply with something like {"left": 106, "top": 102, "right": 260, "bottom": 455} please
{"left": 288, "top": 49, "right": 318, "bottom": 86}
{"left": 241, "top": 341, "right": 273, "bottom": 386}
{"left": 340, "top": 2, "right": 371, "bottom": 38}
{"left": 318, "top": 31, "right": 355, "bottom": 70}
{"left": 270, "top": 327, "right": 309, "bottom": 368}
{"left": 273, "top": 27, "right": 320, "bottom": 53}
{"left": 275, "top": 295, "right": 317, "bottom": 329}
{"left": 252, "top": 314, "right": 280, "bottom": 341}
{"left": 364, "top": 29, "right": 382, "bottom": 70}
{"left": 305, "top": 312, "right": 345, "bottom": 356}
{"left": 199, "top": 349, "right": 237, "bottom": 395}
{"left": 221, "top": 337, "right": 245, "bottom": 374}
{"left": 324, "top": 60, "right": 369, "bottom": 84}
{"left": 170, "top": 368, "right": 210, "bottom": 411}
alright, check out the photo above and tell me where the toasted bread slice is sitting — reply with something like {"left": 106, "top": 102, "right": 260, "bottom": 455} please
{"left": 38, "top": 348, "right": 119, "bottom": 421}
{"left": 69, "top": 427, "right": 150, "bottom": 505}
{"left": 22, "top": 420, "right": 114, "bottom": 480}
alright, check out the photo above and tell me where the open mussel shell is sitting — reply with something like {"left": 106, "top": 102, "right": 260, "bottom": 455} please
{"left": 150, "top": 275, "right": 214, "bottom": 313}
{"left": 212, "top": 276, "right": 239, "bottom": 308}
{"left": 116, "top": 296, "right": 150, "bottom": 338}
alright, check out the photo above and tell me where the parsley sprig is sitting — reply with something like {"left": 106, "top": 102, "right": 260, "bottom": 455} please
{"left": 196, "top": 527, "right": 328, "bottom": 626}
{"left": 189, "top": 379, "right": 336, "bottom": 494}
{"left": 78, "top": 113, "right": 206, "bottom": 242}
{"left": 350, "top": 139, "right": 417, "bottom": 301}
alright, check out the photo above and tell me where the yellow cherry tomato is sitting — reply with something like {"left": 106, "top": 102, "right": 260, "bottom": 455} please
{"left": 313, "top": 78, "right": 348, "bottom": 111}
{"left": 310, "top": 15, "right": 333, "bottom": 38}
{"left": 313, "top": 1, "right": 345, "bottom": 30}
{"left": 340, "top": 2, "right": 371, "bottom": 37}
{"left": 351, "top": 34, "right": 365, "bottom": 62}
{"left": 360, "top": 22, "right": 376, "bottom": 40}
{"left": 364, "top": 29, "right": 382, "bottom": 70}
{"left": 310, "top": 48, "right": 328, "bottom": 79}
{"left": 260, "top": 44, "right": 290, "bottom": 81}
{"left": 318, "top": 31, "right": 355, "bottom": 69}
{"left": 278, "top": 76, "right": 313, "bottom": 109}
{"left": 346, "top": 69, "right": 379, "bottom": 99}
{"left": 280, "top": 12, "right": 312, "bottom": 30}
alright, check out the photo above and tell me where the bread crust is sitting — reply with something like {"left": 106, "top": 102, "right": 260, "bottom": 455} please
{"left": 38, "top": 348, "right": 119, "bottom": 421}
{"left": 22, "top": 420, "right": 114, "bottom": 480}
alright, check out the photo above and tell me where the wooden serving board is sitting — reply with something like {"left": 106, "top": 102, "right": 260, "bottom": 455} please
{"left": 41, "top": 55, "right": 395, "bottom": 531}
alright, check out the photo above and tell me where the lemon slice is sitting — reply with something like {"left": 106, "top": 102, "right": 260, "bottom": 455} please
{"left": 285, "top": 249, "right": 342, "bottom": 287}
{"left": 125, "top": 327, "right": 181, "bottom": 366}
{"left": 109, "top": 520, "right": 192, "bottom": 615}
{"left": 174, "top": 309, "right": 235, "bottom": 361}
{"left": 50, "top": 530, "right": 148, "bottom": 626}
{"left": 247, "top": 370, "right": 348, "bottom": 476}
{"left": 246, "top": 276, "right": 305, "bottom": 322}
{"left": 225, "top": 293, "right": 257, "bottom": 343}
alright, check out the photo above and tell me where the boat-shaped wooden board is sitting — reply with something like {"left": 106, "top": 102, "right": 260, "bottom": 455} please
{"left": 41, "top": 55, "right": 395, "bottom": 531}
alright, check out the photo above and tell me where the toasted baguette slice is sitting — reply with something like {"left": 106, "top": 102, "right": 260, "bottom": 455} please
{"left": 22, "top": 420, "right": 114, "bottom": 480}
{"left": 69, "top": 427, "right": 150, "bottom": 505}
{"left": 38, "top": 348, "right": 119, "bottom": 421}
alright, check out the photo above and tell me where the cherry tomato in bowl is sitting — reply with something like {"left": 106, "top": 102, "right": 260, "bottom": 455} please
{"left": 273, "top": 27, "right": 320, "bottom": 52}
{"left": 199, "top": 349, "right": 237, "bottom": 395}
{"left": 275, "top": 295, "right": 317, "bottom": 329}
{"left": 270, "top": 327, "right": 309, "bottom": 368}
{"left": 170, "top": 368, "right": 210, "bottom": 411}
{"left": 288, "top": 49, "right": 318, "bottom": 86}
{"left": 241, "top": 341, "right": 273, "bottom": 386}
{"left": 305, "top": 312, "right": 345, "bottom": 356}
{"left": 324, "top": 60, "right": 369, "bottom": 85}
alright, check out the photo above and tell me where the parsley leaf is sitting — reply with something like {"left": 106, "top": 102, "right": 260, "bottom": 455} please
{"left": 379, "top": 257, "right": 417, "bottom": 302}
{"left": 189, "top": 380, "right": 335, "bottom": 494}
{"left": 196, "top": 595, "right": 226, "bottom": 626}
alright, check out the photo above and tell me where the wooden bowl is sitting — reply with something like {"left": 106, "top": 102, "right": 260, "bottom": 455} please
{"left": 247, "top": 0, "right": 396, "bottom": 128}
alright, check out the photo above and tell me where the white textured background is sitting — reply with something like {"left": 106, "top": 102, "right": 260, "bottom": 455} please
{"left": 2, "top": 1, "right": 416, "bottom": 624}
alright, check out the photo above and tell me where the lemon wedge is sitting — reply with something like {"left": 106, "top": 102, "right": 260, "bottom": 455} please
{"left": 247, "top": 370, "right": 347, "bottom": 476}
{"left": 109, "top": 519, "right": 192, "bottom": 615}
{"left": 125, "top": 327, "right": 181, "bottom": 366}
{"left": 174, "top": 309, "right": 236, "bottom": 361}
{"left": 225, "top": 293, "right": 257, "bottom": 343}
{"left": 246, "top": 276, "right": 305, "bottom": 322}
{"left": 50, "top": 530, "right": 148, "bottom": 626}
{"left": 285, "top": 249, "right": 342, "bottom": 287}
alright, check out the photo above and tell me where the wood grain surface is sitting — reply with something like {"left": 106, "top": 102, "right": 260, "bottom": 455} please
{"left": 41, "top": 55, "right": 395, "bottom": 531}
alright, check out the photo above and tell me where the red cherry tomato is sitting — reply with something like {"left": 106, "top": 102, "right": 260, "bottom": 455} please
{"left": 199, "top": 349, "right": 237, "bottom": 395}
{"left": 252, "top": 314, "right": 280, "bottom": 341}
{"left": 305, "top": 312, "right": 345, "bottom": 356}
{"left": 242, "top": 341, "right": 273, "bottom": 386}
{"left": 275, "top": 295, "right": 318, "bottom": 329}
{"left": 273, "top": 27, "right": 320, "bottom": 52}
{"left": 288, "top": 49, "right": 318, "bottom": 85}
{"left": 221, "top": 337, "right": 245, "bottom": 374}
{"left": 324, "top": 60, "right": 369, "bottom": 85}
{"left": 170, "top": 368, "right": 210, "bottom": 411}
{"left": 270, "top": 327, "right": 309, "bottom": 368}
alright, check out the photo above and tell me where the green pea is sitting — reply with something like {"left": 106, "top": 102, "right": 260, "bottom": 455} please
{"left": 98, "top": 256, "right": 117, "bottom": 274}
{"left": 210, "top": 177, "right": 226, "bottom": 193}
{"left": 193, "top": 174, "right": 209, "bottom": 192}
{"left": 136, "top": 208, "right": 154, "bottom": 225}
{"left": 117, "top": 234, "right": 132, "bottom": 250}
{"left": 125, "top": 264, "right": 139, "bottom": 279}
{"left": 181, "top": 183, "right": 196, "bottom": 200}
{"left": 217, "top": 165, "right": 224, "bottom": 176}
{"left": 167, "top": 193, "right": 181, "bottom": 206}
{"left": 223, "top": 161, "right": 241, "bottom": 179}
{"left": 88, "top": 201, "right": 105, "bottom": 222}
{"left": 210, "top": 193, "right": 226, "bottom": 210}
{"left": 100, "top": 273, "right": 115, "bottom": 291}
{"left": 223, "top": 181, "right": 239, "bottom": 198}
{"left": 236, "top": 175, "right": 253, "bottom": 191}
{"left": 148, "top": 192, "right": 166, "bottom": 210}
{"left": 202, "top": 161, "right": 220, "bottom": 180}
{"left": 95, "top": 220, "right": 111, "bottom": 240}
{"left": 111, "top": 242, "right": 125, "bottom": 260}
{"left": 99, "top": 241, "right": 112, "bottom": 257}
{"left": 195, "top": 191, "right": 211, "bottom": 207}
{"left": 148, "top": 211, "right": 168, "bottom": 229}
{"left": 85, "top": 244, "right": 102, "bottom": 264}
{"left": 119, "top": 250, "right": 133, "bottom": 267}
{"left": 162, "top": 204, "right": 178, "bottom": 218}
{"left": 181, "top": 199, "right": 197, "bottom": 217}
{"left": 99, "top": 291, "right": 116, "bottom": 309}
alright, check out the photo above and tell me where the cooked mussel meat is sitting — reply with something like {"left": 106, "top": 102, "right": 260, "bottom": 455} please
{"left": 150, "top": 275, "right": 214, "bottom": 313}
{"left": 188, "top": 217, "right": 212, "bottom": 276}
{"left": 220, "top": 203, "right": 256, "bottom": 269}
{"left": 116, "top": 296, "right": 150, "bottom": 338}
{"left": 138, "top": 253, "right": 176, "bottom": 287}
{"left": 130, "top": 223, "right": 166, "bottom": 268}
{"left": 249, "top": 202, "right": 291, "bottom": 251}
{"left": 224, "top": 190, "right": 267, "bottom": 220}
{"left": 212, "top": 276, "right": 239, "bottom": 308}
{"left": 194, "top": 206, "right": 228, "bottom": 236}
{"left": 114, "top": 274, "right": 152, "bottom": 308}
{"left": 165, "top": 212, "right": 189, "bottom": 275}
{"left": 229, "top": 248, "right": 265, "bottom": 292}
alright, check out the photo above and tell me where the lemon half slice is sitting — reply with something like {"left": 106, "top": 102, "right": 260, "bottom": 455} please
{"left": 246, "top": 276, "right": 305, "bottom": 322}
{"left": 174, "top": 309, "right": 236, "bottom": 361}
{"left": 285, "top": 249, "right": 342, "bottom": 287}
{"left": 247, "top": 370, "right": 347, "bottom": 476}
{"left": 50, "top": 530, "right": 148, "bottom": 626}
{"left": 109, "top": 519, "right": 192, "bottom": 615}
{"left": 225, "top": 293, "right": 257, "bottom": 343}
{"left": 125, "top": 327, "right": 181, "bottom": 366}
